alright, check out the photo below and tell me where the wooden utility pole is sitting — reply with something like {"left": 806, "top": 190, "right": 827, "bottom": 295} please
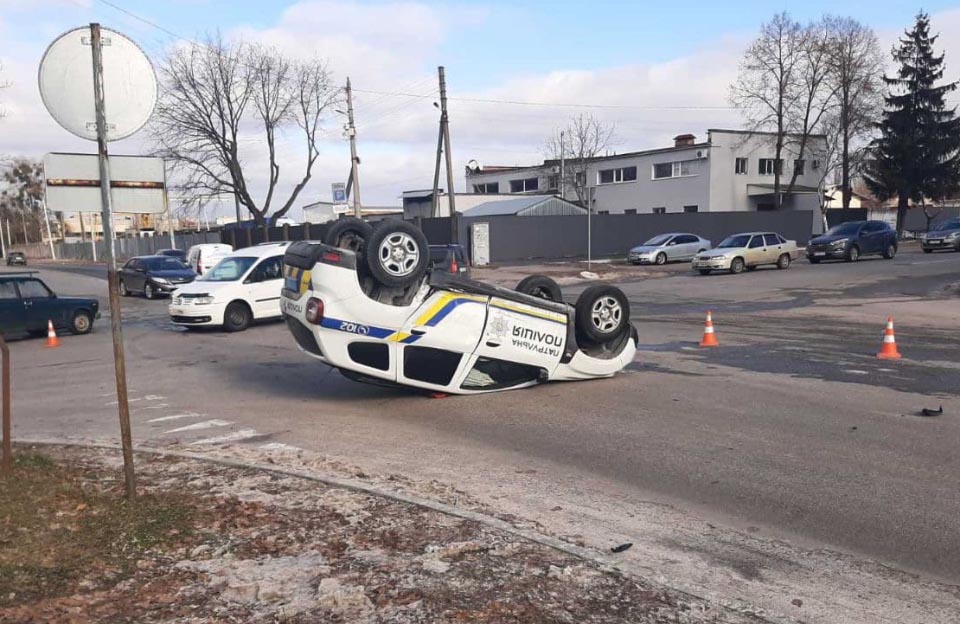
{"left": 439, "top": 66, "right": 458, "bottom": 243}
{"left": 90, "top": 22, "right": 136, "bottom": 500}
{"left": 345, "top": 78, "right": 362, "bottom": 218}
{"left": 1, "top": 335, "right": 10, "bottom": 477}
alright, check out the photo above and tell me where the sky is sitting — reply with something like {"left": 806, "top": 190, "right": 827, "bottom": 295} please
{"left": 2, "top": 0, "right": 960, "bottom": 220}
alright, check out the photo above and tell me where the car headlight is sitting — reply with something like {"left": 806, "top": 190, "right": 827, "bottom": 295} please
{"left": 152, "top": 277, "right": 171, "bottom": 285}
{"left": 946, "top": 232, "right": 960, "bottom": 239}
{"left": 193, "top": 296, "right": 215, "bottom": 305}
{"left": 831, "top": 238, "right": 849, "bottom": 246}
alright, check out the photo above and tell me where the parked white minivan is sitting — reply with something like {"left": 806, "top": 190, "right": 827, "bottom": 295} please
{"left": 169, "top": 243, "right": 289, "bottom": 331}
{"left": 186, "top": 243, "right": 234, "bottom": 276}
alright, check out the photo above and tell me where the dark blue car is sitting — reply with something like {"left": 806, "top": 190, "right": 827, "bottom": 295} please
{"left": 119, "top": 255, "right": 197, "bottom": 299}
{"left": 0, "top": 272, "right": 99, "bottom": 336}
{"left": 807, "top": 220, "right": 897, "bottom": 263}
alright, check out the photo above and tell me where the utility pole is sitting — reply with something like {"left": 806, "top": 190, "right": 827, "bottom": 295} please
{"left": 439, "top": 66, "right": 458, "bottom": 243}
{"left": 41, "top": 197, "right": 56, "bottom": 260}
{"left": 21, "top": 213, "right": 28, "bottom": 246}
{"left": 559, "top": 130, "right": 565, "bottom": 200}
{"left": 90, "top": 22, "right": 136, "bottom": 500}
{"left": 345, "top": 77, "right": 362, "bottom": 218}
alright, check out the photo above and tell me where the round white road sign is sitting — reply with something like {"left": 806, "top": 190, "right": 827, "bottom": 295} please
{"left": 38, "top": 26, "right": 157, "bottom": 141}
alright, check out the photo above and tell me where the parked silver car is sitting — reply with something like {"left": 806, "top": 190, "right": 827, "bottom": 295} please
{"left": 921, "top": 217, "right": 960, "bottom": 253}
{"left": 627, "top": 233, "right": 712, "bottom": 265}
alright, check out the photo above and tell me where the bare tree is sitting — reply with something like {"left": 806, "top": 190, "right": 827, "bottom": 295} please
{"left": 544, "top": 113, "right": 616, "bottom": 207}
{"left": 0, "top": 158, "right": 46, "bottom": 244}
{"left": 730, "top": 13, "right": 806, "bottom": 209}
{"left": 152, "top": 36, "right": 339, "bottom": 226}
{"left": 824, "top": 17, "right": 884, "bottom": 208}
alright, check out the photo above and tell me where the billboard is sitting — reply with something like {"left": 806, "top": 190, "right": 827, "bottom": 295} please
{"left": 43, "top": 152, "right": 167, "bottom": 214}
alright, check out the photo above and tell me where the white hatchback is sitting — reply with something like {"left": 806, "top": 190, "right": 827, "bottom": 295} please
{"left": 170, "top": 243, "right": 289, "bottom": 331}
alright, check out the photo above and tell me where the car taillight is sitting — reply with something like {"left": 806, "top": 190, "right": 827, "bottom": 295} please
{"left": 450, "top": 258, "right": 458, "bottom": 273}
{"left": 321, "top": 251, "right": 341, "bottom": 264}
{"left": 305, "top": 297, "right": 324, "bottom": 325}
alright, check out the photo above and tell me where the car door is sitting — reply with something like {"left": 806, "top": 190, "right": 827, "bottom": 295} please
{"left": 861, "top": 222, "right": 882, "bottom": 254}
{"left": 0, "top": 280, "right": 25, "bottom": 333}
{"left": 125, "top": 259, "right": 147, "bottom": 292}
{"left": 395, "top": 291, "right": 489, "bottom": 391}
{"left": 763, "top": 233, "right": 785, "bottom": 262}
{"left": 17, "top": 278, "right": 64, "bottom": 331}
{"left": 472, "top": 297, "right": 567, "bottom": 373}
{"left": 673, "top": 234, "right": 699, "bottom": 260}
{"left": 745, "top": 235, "right": 767, "bottom": 266}
{"left": 244, "top": 256, "right": 284, "bottom": 318}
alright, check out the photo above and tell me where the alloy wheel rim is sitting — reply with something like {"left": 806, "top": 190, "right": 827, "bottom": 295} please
{"left": 591, "top": 296, "right": 622, "bottom": 333}
{"left": 379, "top": 232, "right": 420, "bottom": 277}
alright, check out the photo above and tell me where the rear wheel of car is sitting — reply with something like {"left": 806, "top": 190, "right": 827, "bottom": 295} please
{"left": 777, "top": 253, "right": 791, "bottom": 269}
{"left": 515, "top": 275, "right": 562, "bottom": 302}
{"left": 223, "top": 302, "right": 251, "bottom": 332}
{"left": 846, "top": 245, "right": 860, "bottom": 262}
{"left": 575, "top": 284, "right": 630, "bottom": 345}
{"left": 71, "top": 311, "right": 93, "bottom": 335}
{"left": 882, "top": 243, "right": 897, "bottom": 259}
{"left": 730, "top": 257, "right": 745, "bottom": 274}
{"left": 144, "top": 283, "right": 155, "bottom": 299}
{"left": 323, "top": 217, "right": 372, "bottom": 253}
{"left": 119, "top": 280, "right": 129, "bottom": 296}
{"left": 654, "top": 252, "right": 667, "bottom": 265}
{"left": 697, "top": 269, "right": 712, "bottom": 276}
{"left": 364, "top": 219, "right": 430, "bottom": 288}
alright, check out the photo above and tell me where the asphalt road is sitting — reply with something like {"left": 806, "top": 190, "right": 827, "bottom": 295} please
{"left": 9, "top": 245, "right": 960, "bottom": 622}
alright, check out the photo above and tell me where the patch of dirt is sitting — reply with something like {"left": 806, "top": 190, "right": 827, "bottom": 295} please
{"left": 0, "top": 445, "right": 746, "bottom": 623}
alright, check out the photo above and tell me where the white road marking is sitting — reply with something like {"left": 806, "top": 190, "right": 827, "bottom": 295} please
{"left": 846, "top": 369, "right": 870, "bottom": 375}
{"left": 190, "top": 429, "right": 260, "bottom": 446}
{"left": 164, "top": 419, "right": 232, "bottom": 434}
{"left": 143, "top": 395, "right": 166, "bottom": 401}
{"left": 106, "top": 398, "right": 141, "bottom": 406}
{"left": 138, "top": 404, "right": 170, "bottom": 410}
{"left": 878, "top": 368, "right": 896, "bottom": 372}
{"left": 148, "top": 413, "right": 202, "bottom": 423}
{"left": 259, "top": 442, "right": 301, "bottom": 452}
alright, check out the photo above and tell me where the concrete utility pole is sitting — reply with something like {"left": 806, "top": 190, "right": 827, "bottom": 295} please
{"left": 0, "top": 220, "right": 6, "bottom": 258}
{"left": 41, "top": 197, "right": 56, "bottom": 259}
{"left": 559, "top": 130, "right": 565, "bottom": 201}
{"left": 345, "top": 77, "right": 362, "bottom": 218}
{"left": 90, "top": 22, "right": 136, "bottom": 500}
{"left": 439, "top": 66, "right": 458, "bottom": 243}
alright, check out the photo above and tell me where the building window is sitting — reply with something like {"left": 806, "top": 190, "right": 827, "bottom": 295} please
{"left": 547, "top": 175, "right": 559, "bottom": 191}
{"left": 509, "top": 177, "right": 539, "bottom": 193}
{"left": 735, "top": 157, "right": 748, "bottom": 175}
{"left": 758, "top": 159, "right": 783, "bottom": 175}
{"left": 472, "top": 182, "right": 499, "bottom": 194}
{"left": 574, "top": 171, "right": 586, "bottom": 187}
{"left": 597, "top": 210, "right": 610, "bottom": 215}
{"left": 683, "top": 205, "right": 699, "bottom": 213}
{"left": 597, "top": 166, "right": 638, "bottom": 185}
{"left": 652, "top": 160, "right": 697, "bottom": 180}
{"left": 794, "top": 159, "right": 805, "bottom": 175}
{"left": 652, "top": 207, "right": 666, "bottom": 214}
{"left": 625, "top": 208, "right": 637, "bottom": 214}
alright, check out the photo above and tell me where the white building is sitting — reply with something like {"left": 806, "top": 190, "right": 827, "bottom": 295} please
{"left": 464, "top": 130, "right": 827, "bottom": 223}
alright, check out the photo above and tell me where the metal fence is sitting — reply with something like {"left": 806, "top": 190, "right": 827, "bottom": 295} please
{"left": 48, "top": 231, "right": 223, "bottom": 262}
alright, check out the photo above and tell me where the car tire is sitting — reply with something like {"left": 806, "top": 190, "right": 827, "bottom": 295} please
{"left": 730, "top": 257, "right": 745, "bottom": 274}
{"left": 70, "top": 310, "right": 93, "bottom": 335}
{"left": 697, "top": 269, "right": 712, "bottom": 276}
{"left": 144, "top": 283, "right": 155, "bottom": 299}
{"left": 323, "top": 217, "right": 372, "bottom": 253}
{"left": 119, "top": 280, "right": 129, "bottom": 296}
{"left": 363, "top": 219, "right": 430, "bottom": 288}
{"left": 654, "top": 252, "right": 667, "bottom": 265}
{"left": 882, "top": 243, "right": 897, "bottom": 259}
{"left": 575, "top": 284, "right": 630, "bottom": 345}
{"left": 777, "top": 253, "right": 791, "bottom": 269}
{"left": 223, "top": 301, "right": 252, "bottom": 332}
{"left": 516, "top": 275, "right": 563, "bottom": 302}
{"left": 845, "top": 245, "right": 860, "bottom": 262}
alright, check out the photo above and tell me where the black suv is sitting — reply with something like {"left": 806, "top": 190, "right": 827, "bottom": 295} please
{"left": 6, "top": 252, "right": 26, "bottom": 266}
{"left": 0, "top": 272, "right": 99, "bottom": 336}
{"left": 428, "top": 244, "right": 471, "bottom": 278}
{"left": 807, "top": 220, "right": 897, "bottom": 263}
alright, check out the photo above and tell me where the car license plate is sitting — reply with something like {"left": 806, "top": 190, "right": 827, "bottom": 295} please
{"left": 929, "top": 239, "right": 942, "bottom": 245}
{"left": 814, "top": 252, "right": 826, "bottom": 257}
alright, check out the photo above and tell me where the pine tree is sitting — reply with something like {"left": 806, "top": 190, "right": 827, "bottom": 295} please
{"left": 864, "top": 12, "right": 960, "bottom": 233}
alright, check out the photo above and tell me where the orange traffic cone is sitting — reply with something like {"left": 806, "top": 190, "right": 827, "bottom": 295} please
{"left": 45, "top": 320, "right": 61, "bottom": 348}
{"left": 700, "top": 311, "right": 719, "bottom": 347}
{"left": 877, "top": 317, "right": 901, "bottom": 359}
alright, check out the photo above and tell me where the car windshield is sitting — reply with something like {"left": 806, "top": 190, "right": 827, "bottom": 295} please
{"left": 200, "top": 257, "right": 257, "bottom": 282}
{"left": 144, "top": 257, "right": 190, "bottom": 271}
{"left": 826, "top": 222, "right": 863, "bottom": 236}
{"left": 429, "top": 248, "right": 452, "bottom": 263}
{"left": 933, "top": 218, "right": 960, "bottom": 231}
{"left": 717, "top": 234, "right": 751, "bottom": 248}
{"left": 642, "top": 234, "right": 672, "bottom": 246}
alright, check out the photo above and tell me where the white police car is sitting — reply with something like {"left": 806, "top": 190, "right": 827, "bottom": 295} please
{"left": 280, "top": 219, "right": 637, "bottom": 395}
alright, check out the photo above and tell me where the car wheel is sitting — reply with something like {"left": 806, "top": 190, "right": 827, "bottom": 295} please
{"left": 575, "top": 284, "right": 630, "bottom": 345}
{"left": 323, "top": 217, "right": 372, "bottom": 253}
{"left": 363, "top": 219, "right": 430, "bottom": 288}
{"left": 655, "top": 252, "right": 667, "bottom": 265}
{"left": 845, "top": 245, "right": 860, "bottom": 262}
{"left": 119, "top": 280, "right": 129, "bottom": 296}
{"left": 730, "top": 257, "right": 745, "bottom": 274}
{"left": 777, "top": 253, "right": 791, "bottom": 269}
{"left": 516, "top": 275, "right": 563, "bottom": 302}
{"left": 697, "top": 269, "right": 712, "bottom": 276}
{"left": 71, "top": 310, "right": 93, "bottom": 335}
{"left": 223, "top": 301, "right": 252, "bottom": 332}
{"left": 882, "top": 243, "right": 897, "bottom": 259}
{"left": 144, "top": 283, "right": 155, "bottom": 299}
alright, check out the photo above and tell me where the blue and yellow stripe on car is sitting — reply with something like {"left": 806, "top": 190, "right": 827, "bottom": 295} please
{"left": 283, "top": 266, "right": 312, "bottom": 296}
{"left": 387, "top": 293, "right": 488, "bottom": 343}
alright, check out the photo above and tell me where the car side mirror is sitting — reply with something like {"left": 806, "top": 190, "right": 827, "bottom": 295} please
{"left": 668, "top": 241, "right": 677, "bottom": 246}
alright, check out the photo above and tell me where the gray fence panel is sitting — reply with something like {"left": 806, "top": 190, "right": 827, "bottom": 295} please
{"left": 826, "top": 209, "right": 868, "bottom": 228}
{"left": 903, "top": 206, "right": 960, "bottom": 232}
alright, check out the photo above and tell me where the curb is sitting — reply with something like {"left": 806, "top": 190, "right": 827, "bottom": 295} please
{"left": 18, "top": 438, "right": 780, "bottom": 624}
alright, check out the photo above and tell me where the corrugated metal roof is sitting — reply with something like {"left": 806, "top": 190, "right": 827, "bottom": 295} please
{"left": 462, "top": 195, "right": 586, "bottom": 217}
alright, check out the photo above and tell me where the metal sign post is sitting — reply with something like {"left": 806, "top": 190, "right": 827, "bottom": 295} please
{"left": 90, "top": 22, "right": 136, "bottom": 499}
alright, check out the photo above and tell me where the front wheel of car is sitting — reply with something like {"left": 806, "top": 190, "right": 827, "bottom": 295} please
{"left": 882, "top": 244, "right": 897, "bottom": 259}
{"left": 119, "top": 280, "right": 129, "bottom": 296}
{"left": 223, "top": 302, "right": 251, "bottom": 332}
{"left": 655, "top": 252, "right": 667, "bottom": 265}
{"left": 364, "top": 219, "right": 430, "bottom": 288}
{"left": 516, "top": 275, "right": 563, "bottom": 302}
{"left": 323, "top": 217, "right": 373, "bottom": 253}
{"left": 697, "top": 269, "right": 712, "bottom": 276}
{"left": 71, "top": 311, "right": 93, "bottom": 335}
{"left": 777, "top": 253, "right": 791, "bottom": 269}
{"left": 845, "top": 245, "right": 860, "bottom": 262}
{"left": 575, "top": 284, "right": 630, "bottom": 345}
{"left": 730, "top": 257, "right": 745, "bottom": 274}
{"left": 144, "top": 283, "right": 155, "bottom": 300}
